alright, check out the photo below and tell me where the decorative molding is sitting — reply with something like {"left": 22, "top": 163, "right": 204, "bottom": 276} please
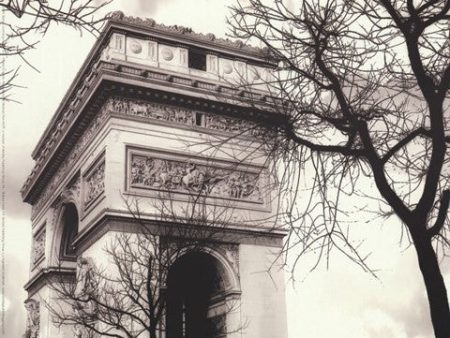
{"left": 128, "top": 150, "right": 264, "bottom": 204}
{"left": 23, "top": 67, "right": 100, "bottom": 195}
{"left": 31, "top": 227, "right": 46, "bottom": 268}
{"left": 30, "top": 105, "right": 109, "bottom": 219}
{"left": 23, "top": 299, "right": 40, "bottom": 338}
{"left": 24, "top": 266, "right": 76, "bottom": 296}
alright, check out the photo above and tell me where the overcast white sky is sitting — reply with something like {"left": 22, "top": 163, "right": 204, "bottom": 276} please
{"left": 2, "top": 0, "right": 449, "bottom": 337}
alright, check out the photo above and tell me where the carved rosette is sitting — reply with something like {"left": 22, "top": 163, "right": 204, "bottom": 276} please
{"left": 129, "top": 151, "right": 264, "bottom": 204}
{"left": 23, "top": 299, "right": 40, "bottom": 338}
{"left": 84, "top": 161, "right": 105, "bottom": 208}
{"left": 31, "top": 228, "right": 46, "bottom": 268}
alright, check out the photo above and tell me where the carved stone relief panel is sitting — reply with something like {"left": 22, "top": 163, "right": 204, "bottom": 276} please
{"left": 23, "top": 299, "right": 40, "bottom": 338}
{"left": 106, "top": 97, "right": 195, "bottom": 126}
{"left": 128, "top": 149, "right": 264, "bottom": 204}
{"left": 83, "top": 159, "right": 105, "bottom": 209}
{"left": 31, "top": 227, "right": 46, "bottom": 268}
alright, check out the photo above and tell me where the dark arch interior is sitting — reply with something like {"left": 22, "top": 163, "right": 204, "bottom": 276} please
{"left": 166, "top": 252, "right": 226, "bottom": 338}
{"left": 59, "top": 203, "right": 79, "bottom": 259}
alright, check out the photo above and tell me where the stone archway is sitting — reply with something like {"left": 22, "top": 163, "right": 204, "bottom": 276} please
{"left": 58, "top": 202, "right": 79, "bottom": 260}
{"left": 166, "top": 251, "right": 233, "bottom": 338}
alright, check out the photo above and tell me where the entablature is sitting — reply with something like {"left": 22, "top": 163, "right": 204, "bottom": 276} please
{"left": 22, "top": 60, "right": 283, "bottom": 208}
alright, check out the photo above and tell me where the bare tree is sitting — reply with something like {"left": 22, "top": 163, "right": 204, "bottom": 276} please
{"left": 227, "top": 0, "right": 450, "bottom": 337}
{"left": 0, "top": 0, "right": 110, "bottom": 101}
{"left": 47, "top": 191, "right": 243, "bottom": 338}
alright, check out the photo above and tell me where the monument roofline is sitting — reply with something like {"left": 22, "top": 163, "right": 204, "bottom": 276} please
{"left": 23, "top": 15, "right": 282, "bottom": 205}
{"left": 107, "top": 11, "right": 277, "bottom": 64}
{"left": 31, "top": 14, "right": 278, "bottom": 160}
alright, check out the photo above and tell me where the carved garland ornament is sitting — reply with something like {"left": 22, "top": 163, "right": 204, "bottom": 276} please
{"left": 129, "top": 153, "right": 263, "bottom": 203}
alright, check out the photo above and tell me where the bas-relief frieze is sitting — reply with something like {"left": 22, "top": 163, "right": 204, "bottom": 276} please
{"left": 107, "top": 97, "right": 195, "bottom": 125}
{"left": 129, "top": 153, "right": 264, "bottom": 203}
{"left": 84, "top": 161, "right": 105, "bottom": 208}
{"left": 106, "top": 97, "right": 263, "bottom": 136}
{"left": 31, "top": 97, "right": 263, "bottom": 219}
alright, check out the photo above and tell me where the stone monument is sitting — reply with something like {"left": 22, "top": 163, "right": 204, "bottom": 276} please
{"left": 22, "top": 12, "right": 288, "bottom": 338}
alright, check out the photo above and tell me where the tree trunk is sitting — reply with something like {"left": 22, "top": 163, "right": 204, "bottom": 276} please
{"left": 413, "top": 235, "right": 450, "bottom": 338}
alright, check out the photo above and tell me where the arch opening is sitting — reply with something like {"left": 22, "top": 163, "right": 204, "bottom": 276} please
{"left": 166, "top": 251, "right": 229, "bottom": 338}
{"left": 59, "top": 203, "right": 79, "bottom": 260}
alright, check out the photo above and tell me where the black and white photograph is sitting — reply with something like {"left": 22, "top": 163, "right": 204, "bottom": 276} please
{"left": 1, "top": 0, "right": 450, "bottom": 337}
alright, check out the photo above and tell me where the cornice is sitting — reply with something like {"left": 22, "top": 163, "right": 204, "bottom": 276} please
{"left": 24, "top": 266, "right": 76, "bottom": 297}
{"left": 22, "top": 60, "right": 283, "bottom": 205}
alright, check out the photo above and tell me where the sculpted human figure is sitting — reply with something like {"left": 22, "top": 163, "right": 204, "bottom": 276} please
{"left": 75, "top": 257, "right": 96, "bottom": 301}
{"left": 23, "top": 299, "right": 40, "bottom": 338}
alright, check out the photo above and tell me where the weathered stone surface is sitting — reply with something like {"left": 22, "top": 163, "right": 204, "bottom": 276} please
{"left": 130, "top": 153, "right": 264, "bottom": 203}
